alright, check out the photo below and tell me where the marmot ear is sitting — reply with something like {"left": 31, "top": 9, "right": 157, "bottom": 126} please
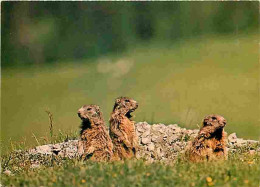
{"left": 116, "top": 98, "right": 121, "bottom": 103}
{"left": 113, "top": 103, "right": 118, "bottom": 111}
{"left": 203, "top": 116, "right": 210, "bottom": 126}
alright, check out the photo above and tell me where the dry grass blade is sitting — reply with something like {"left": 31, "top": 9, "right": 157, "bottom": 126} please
{"left": 45, "top": 110, "right": 54, "bottom": 142}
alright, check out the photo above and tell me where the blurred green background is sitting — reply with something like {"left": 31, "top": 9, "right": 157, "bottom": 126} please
{"left": 1, "top": 2, "right": 259, "bottom": 151}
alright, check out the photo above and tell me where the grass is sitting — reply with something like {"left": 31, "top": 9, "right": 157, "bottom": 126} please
{"left": 1, "top": 146, "right": 260, "bottom": 187}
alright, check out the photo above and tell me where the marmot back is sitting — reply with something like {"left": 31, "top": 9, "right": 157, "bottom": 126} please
{"left": 109, "top": 97, "right": 139, "bottom": 160}
{"left": 77, "top": 104, "right": 113, "bottom": 161}
{"left": 186, "top": 114, "right": 227, "bottom": 162}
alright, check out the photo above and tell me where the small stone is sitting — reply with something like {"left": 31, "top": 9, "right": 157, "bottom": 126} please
{"left": 31, "top": 163, "right": 40, "bottom": 169}
{"left": 173, "top": 128, "right": 181, "bottom": 133}
{"left": 152, "top": 124, "right": 166, "bottom": 133}
{"left": 35, "top": 145, "right": 53, "bottom": 155}
{"left": 246, "top": 140, "right": 258, "bottom": 144}
{"left": 52, "top": 144, "right": 61, "bottom": 155}
{"left": 151, "top": 135, "right": 163, "bottom": 143}
{"left": 147, "top": 143, "right": 155, "bottom": 151}
{"left": 167, "top": 124, "right": 179, "bottom": 129}
{"left": 249, "top": 150, "right": 256, "bottom": 155}
{"left": 186, "top": 130, "right": 193, "bottom": 135}
{"left": 228, "top": 133, "right": 237, "bottom": 143}
{"left": 166, "top": 135, "right": 178, "bottom": 144}
{"left": 174, "top": 146, "right": 181, "bottom": 152}
{"left": 141, "top": 137, "right": 151, "bottom": 145}
{"left": 136, "top": 131, "right": 142, "bottom": 137}
{"left": 3, "top": 170, "right": 12, "bottom": 176}
{"left": 156, "top": 147, "right": 161, "bottom": 155}
{"left": 142, "top": 130, "right": 151, "bottom": 138}
{"left": 136, "top": 122, "right": 150, "bottom": 133}
{"left": 193, "top": 129, "right": 199, "bottom": 134}
{"left": 236, "top": 138, "right": 247, "bottom": 146}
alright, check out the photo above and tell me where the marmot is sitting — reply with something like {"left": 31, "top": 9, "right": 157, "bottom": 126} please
{"left": 109, "top": 97, "right": 139, "bottom": 160}
{"left": 186, "top": 114, "right": 227, "bottom": 162}
{"left": 77, "top": 104, "right": 113, "bottom": 161}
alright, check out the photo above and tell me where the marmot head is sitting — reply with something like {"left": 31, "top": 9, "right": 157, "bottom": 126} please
{"left": 198, "top": 114, "right": 226, "bottom": 139}
{"left": 113, "top": 97, "right": 138, "bottom": 118}
{"left": 202, "top": 114, "right": 226, "bottom": 130}
{"left": 78, "top": 104, "right": 103, "bottom": 123}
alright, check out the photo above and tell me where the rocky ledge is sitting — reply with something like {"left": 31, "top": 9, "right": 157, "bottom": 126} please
{"left": 28, "top": 122, "right": 260, "bottom": 162}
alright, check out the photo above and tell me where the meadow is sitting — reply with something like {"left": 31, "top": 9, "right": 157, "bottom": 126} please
{"left": 1, "top": 33, "right": 260, "bottom": 186}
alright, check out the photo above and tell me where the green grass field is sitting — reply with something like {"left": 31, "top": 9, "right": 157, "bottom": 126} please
{"left": 1, "top": 33, "right": 260, "bottom": 186}
{"left": 1, "top": 148, "right": 260, "bottom": 186}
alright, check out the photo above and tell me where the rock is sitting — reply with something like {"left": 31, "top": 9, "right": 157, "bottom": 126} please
{"left": 228, "top": 133, "right": 237, "bottom": 143}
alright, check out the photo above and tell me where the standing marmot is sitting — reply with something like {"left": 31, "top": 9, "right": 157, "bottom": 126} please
{"left": 109, "top": 97, "right": 139, "bottom": 160}
{"left": 77, "top": 104, "right": 113, "bottom": 161}
{"left": 186, "top": 114, "right": 227, "bottom": 162}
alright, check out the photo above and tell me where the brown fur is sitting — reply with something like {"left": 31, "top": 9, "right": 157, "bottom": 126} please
{"left": 77, "top": 104, "right": 113, "bottom": 161}
{"left": 109, "top": 97, "right": 139, "bottom": 160}
{"left": 186, "top": 114, "right": 227, "bottom": 162}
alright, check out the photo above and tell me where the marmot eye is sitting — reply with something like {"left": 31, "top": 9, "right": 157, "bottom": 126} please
{"left": 125, "top": 99, "right": 130, "bottom": 102}
{"left": 87, "top": 108, "right": 92, "bottom": 111}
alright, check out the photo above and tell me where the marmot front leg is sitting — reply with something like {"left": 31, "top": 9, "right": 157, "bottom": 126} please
{"left": 80, "top": 140, "right": 96, "bottom": 160}
{"left": 110, "top": 124, "right": 132, "bottom": 148}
